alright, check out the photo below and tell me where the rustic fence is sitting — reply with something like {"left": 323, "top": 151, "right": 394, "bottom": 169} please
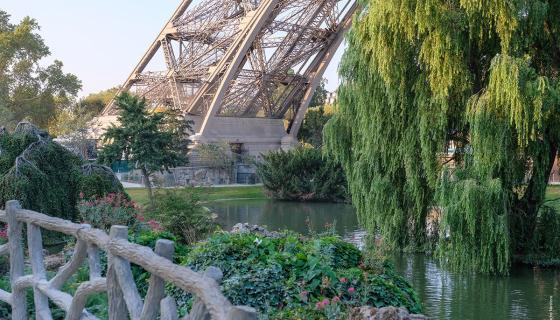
{"left": 0, "top": 200, "right": 257, "bottom": 320}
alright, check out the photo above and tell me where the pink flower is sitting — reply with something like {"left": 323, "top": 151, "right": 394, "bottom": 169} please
{"left": 148, "top": 220, "right": 162, "bottom": 231}
{"left": 299, "top": 290, "right": 308, "bottom": 297}
{"left": 332, "top": 296, "right": 340, "bottom": 303}
{"left": 0, "top": 227, "right": 7, "bottom": 240}
{"left": 347, "top": 287, "right": 355, "bottom": 294}
{"left": 137, "top": 215, "right": 145, "bottom": 222}
{"left": 339, "top": 277, "right": 347, "bottom": 283}
{"left": 315, "top": 298, "right": 330, "bottom": 310}
{"left": 79, "top": 192, "right": 84, "bottom": 199}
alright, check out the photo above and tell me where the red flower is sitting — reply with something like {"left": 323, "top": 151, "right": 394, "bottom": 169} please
{"left": 0, "top": 227, "right": 7, "bottom": 240}
{"left": 347, "top": 287, "right": 355, "bottom": 294}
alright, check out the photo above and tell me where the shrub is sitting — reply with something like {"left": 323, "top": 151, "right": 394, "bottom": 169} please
{"left": 0, "top": 123, "right": 125, "bottom": 223}
{"left": 0, "top": 124, "right": 82, "bottom": 221}
{"left": 182, "top": 232, "right": 422, "bottom": 317}
{"left": 149, "top": 188, "right": 217, "bottom": 244}
{"left": 257, "top": 147, "right": 349, "bottom": 202}
{"left": 80, "top": 163, "right": 126, "bottom": 199}
{"left": 77, "top": 193, "right": 138, "bottom": 231}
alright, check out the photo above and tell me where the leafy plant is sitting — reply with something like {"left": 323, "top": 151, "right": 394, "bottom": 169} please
{"left": 148, "top": 188, "right": 217, "bottom": 244}
{"left": 182, "top": 232, "right": 421, "bottom": 317}
{"left": 257, "top": 147, "right": 348, "bottom": 202}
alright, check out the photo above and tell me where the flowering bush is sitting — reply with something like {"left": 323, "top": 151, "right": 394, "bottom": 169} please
{"left": 77, "top": 193, "right": 139, "bottom": 231}
{"left": 182, "top": 232, "right": 422, "bottom": 319}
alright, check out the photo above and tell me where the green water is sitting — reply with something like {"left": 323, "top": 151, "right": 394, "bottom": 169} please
{"left": 209, "top": 199, "right": 560, "bottom": 320}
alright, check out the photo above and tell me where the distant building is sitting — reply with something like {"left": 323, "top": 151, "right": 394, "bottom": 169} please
{"left": 326, "top": 91, "right": 337, "bottom": 105}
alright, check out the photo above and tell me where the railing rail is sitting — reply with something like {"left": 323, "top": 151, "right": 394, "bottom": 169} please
{"left": 0, "top": 200, "right": 256, "bottom": 320}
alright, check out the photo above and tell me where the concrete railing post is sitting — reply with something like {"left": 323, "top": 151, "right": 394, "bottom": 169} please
{"left": 140, "top": 239, "right": 175, "bottom": 320}
{"left": 107, "top": 226, "right": 128, "bottom": 320}
{"left": 6, "top": 200, "right": 27, "bottom": 320}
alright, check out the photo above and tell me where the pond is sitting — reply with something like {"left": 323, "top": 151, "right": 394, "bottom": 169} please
{"left": 209, "top": 199, "right": 560, "bottom": 320}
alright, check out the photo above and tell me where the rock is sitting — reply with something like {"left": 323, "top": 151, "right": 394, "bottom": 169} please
{"left": 348, "top": 306, "right": 428, "bottom": 320}
{"left": 230, "top": 223, "right": 281, "bottom": 238}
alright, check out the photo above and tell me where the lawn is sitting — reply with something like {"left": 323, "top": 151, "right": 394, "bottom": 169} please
{"left": 126, "top": 185, "right": 266, "bottom": 206}
{"left": 545, "top": 185, "right": 560, "bottom": 211}
{"left": 127, "top": 184, "right": 560, "bottom": 210}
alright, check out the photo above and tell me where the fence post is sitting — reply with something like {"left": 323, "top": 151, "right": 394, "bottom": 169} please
{"left": 226, "top": 306, "right": 258, "bottom": 320}
{"left": 27, "top": 222, "right": 52, "bottom": 320}
{"left": 187, "top": 266, "right": 224, "bottom": 319}
{"left": 160, "top": 296, "right": 178, "bottom": 320}
{"left": 107, "top": 226, "right": 128, "bottom": 320}
{"left": 6, "top": 200, "right": 27, "bottom": 320}
{"left": 140, "top": 239, "right": 175, "bottom": 320}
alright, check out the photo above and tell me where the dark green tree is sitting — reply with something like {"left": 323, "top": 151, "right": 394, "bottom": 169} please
{"left": 298, "top": 106, "right": 333, "bottom": 148}
{"left": 257, "top": 147, "right": 348, "bottom": 202}
{"left": 0, "top": 11, "right": 81, "bottom": 129}
{"left": 98, "top": 93, "right": 192, "bottom": 204}
{"left": 0, "top": 122, "right": 124, "bottom": 223}
{"left": 325, "top": 0, "right": 560, "bottom": 274}
{"left": 309, "top": 78, "right": 328, "bottom": 109}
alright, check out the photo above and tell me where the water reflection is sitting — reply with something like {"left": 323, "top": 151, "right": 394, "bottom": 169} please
{"left": 209, "top": 199, "right": 560, "bottom": 320}
{"left": 210, "top": 199, "right": 359, "bottom": 236}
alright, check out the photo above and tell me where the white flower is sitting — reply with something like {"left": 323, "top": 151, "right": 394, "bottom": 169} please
{"left": 254, "top": 237, "right": 262, "bottom": 246}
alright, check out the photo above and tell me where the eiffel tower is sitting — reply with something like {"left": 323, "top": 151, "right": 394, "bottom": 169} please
{"left": 101, "top": 0, "right": 357, "bottom": 155}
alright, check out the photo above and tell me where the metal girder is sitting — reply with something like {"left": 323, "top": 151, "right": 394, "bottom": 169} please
{"left": 103, "top": 0, "right": 358, "bottom": 139}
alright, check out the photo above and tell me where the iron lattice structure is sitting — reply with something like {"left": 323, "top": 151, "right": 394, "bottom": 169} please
{"left": 102, "top": 0, "right": 357, "bottom": 139}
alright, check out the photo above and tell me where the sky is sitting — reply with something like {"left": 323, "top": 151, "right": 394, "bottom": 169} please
{"left": 2, "top": 0, "right": 344, "bottom": 97}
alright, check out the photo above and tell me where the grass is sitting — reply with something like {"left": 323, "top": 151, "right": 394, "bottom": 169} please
{"left": 126, "top": 185, "right": 266, "bottom": 206}
{"left": 545, "top": 185, "right": 560, "bottom": 211}
{"left": 127, "top": 184, "right": 560, "bottom": 210}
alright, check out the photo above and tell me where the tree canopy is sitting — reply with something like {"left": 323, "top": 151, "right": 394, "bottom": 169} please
{"left": 325, "top": 0, "right": 560, "bottom": 274}
{"left": 0, "top": 11, "right": 81, "bottom": 129}
{"left": 98, "top": 93, "right": 192, "bottom": 203}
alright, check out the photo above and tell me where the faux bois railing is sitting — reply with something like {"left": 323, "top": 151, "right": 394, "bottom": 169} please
{"left": 0, "top": 200, "right": 257, "bottom": 320}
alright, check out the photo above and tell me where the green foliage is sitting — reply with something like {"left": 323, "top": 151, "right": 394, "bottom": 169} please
{"left": 0, "top": 125, "right": 82, "bottom": 221}
{"left": 98, "top": 93, "right": 192, "bottom": 202}
{"left": 298, "top": 106, "right": 333, "bottom": 148}
{"left": 77, "top": 87, "right": 120, "bottom": 115}
{"left": 325, "top": 0, "right": 560, "bottom": 273}
{"left": 148, "top": 188, "right": 217, "bottom": 244}
{"left": 257, "top": 147, "right": 348, "bottom": 202}
{"left": 309, "top": 78, "right": 328, "bottom": 109}
{"left": 0, "top": 11, "right": 81, "bottom": 129}
{"left": 79, "top": 164, "right": 126, "bottom": 199}
{"left": 182, "top": 232, "right": 421, "bottom": 317}
{"left": 77, "top": 193, "right": 137, "bottom": 231}
{"left": 0, "top": 123, "right": 125, "bottom": 224}
{"left": 531, "top": 205, "right": 560, "bottom": 258}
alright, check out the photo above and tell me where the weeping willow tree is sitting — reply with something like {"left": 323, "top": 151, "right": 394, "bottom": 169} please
{"left": 325, "top": 0, "right": 560, "bottom": 274}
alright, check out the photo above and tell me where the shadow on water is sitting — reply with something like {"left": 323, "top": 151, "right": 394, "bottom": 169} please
{"left": 209, "top": 199, "right": 560, "bottom": 320}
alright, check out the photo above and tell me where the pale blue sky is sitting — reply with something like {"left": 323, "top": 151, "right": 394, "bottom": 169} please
{"left": 2, "top": 0, "right": 344, "bottom": 97}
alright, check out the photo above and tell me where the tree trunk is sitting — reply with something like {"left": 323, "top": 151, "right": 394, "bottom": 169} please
{"left": 141, "top": 167, "right": 154, "bottom": 207}
{"left": 512, "top": 140, "right": 558, "bottom": 254}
